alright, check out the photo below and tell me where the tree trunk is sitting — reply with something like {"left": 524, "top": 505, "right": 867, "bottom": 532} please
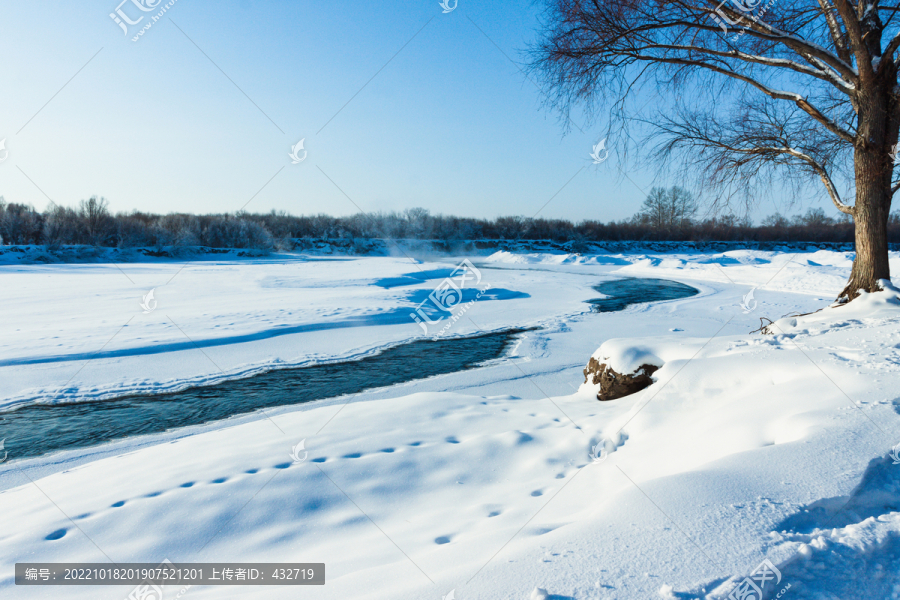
{"left": 839, "top": 177, "right": 891, "bottom": 301}
{"left": 838, "top": 79, "right": 895, "bottom": 302}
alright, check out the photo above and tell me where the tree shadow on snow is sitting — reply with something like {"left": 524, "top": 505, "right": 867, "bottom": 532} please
{"left": 667, "top": 456, "right": 900, "bottom": 599}
{"left": 774, "top": 453, "right": 900, "bottom": 533}
{"left": 763, "top": 453, "right": 900, "bottom": 599}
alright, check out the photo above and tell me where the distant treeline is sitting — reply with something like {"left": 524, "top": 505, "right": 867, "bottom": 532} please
{"left": 1, "top": 189, "right": 898, "bottom": 250}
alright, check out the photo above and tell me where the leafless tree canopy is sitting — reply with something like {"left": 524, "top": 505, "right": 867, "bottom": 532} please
{"left": 529, "top": 0, "right": 900, "bottom": 212}
{"left": 633, "top": 186, "right": 699, "bottom": 228}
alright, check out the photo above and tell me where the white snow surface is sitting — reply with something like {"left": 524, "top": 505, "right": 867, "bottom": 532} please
{"left": 1, "top": 247, "right": 900, "bottom": 599}
{"left": 590, "top": 340, "right": 667, "bottom": 374}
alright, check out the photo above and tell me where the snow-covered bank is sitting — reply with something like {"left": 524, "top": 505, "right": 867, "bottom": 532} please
{"left": 2, "top": 248, "right": 892, "bottom": 410}
{"left": 1, "top": 249, "right": 900, "bottom": 599}
{"left": 0, "top": 255, "right": 573, "bottom": 409}
{"left": 2, "top": 239, "right": 897, "bottom": 267}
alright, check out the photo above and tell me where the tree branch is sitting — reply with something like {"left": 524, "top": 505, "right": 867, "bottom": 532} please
{"left": 645, "top": 43, "right": 855, "bottom": 93}
{"left": 699, "top": 3, "right": 858, "bottom": 81}
{"left": 883, "top": 29, "right": 900, "bottom": 65}
{"left": 817, "top": 0, "right": 853, "bottom": 64}
{"left": 628, "top": 52, "right": 857, "bottom": 142}
{"left": 831, "top": 0, "right": 874, "bottom": 80}
{"left": 750, "top": 146, "right": 854, "bottom": 214}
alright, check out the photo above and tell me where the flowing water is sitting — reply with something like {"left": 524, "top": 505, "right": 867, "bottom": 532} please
{"left": 0, "top": 278, "right": 699, "bottom": 462}
{"left": 0, "top": 330, "right": 525, "bottom": 461}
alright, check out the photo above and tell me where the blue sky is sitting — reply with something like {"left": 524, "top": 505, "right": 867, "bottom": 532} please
{"left": 1, "top": 0, "right": 813, "bottom": 222}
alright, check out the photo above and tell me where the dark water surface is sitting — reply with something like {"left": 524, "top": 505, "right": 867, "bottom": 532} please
{"left": 587, "top": 278, "right": 699, "bottom": 312}
{"left": 0, "top": 330, "right": 525, "bottom": 461}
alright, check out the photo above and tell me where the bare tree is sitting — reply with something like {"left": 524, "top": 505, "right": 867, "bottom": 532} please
{"left": 0, "top": 202, "right": 42, "bottom": 245}
{"left": 762, "top": 212, "right": 791, "bottom": 227}
{"left": 670, "top": 186, "right": 699, "bottom": 227}
{"left": 635, "top": 187, "right": 672, "bottom": 228}
{"left": 529, "top": 0, "right": 900, "bottom": 300}
{"left": 43, "top": 204, "right": 81, "bottom": 250}
{"left": 634, "top": 186, "right": 698, "bottom": 228}
{"left": 79, "top": 196, "right": 111, "bottom": 246}
{"left": 795, "top": 206, "right": 836, "bottom": 226}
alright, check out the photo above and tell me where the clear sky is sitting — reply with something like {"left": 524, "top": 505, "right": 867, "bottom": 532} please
{"left": 1, "top": 0, "right": 816, "bottom": 222}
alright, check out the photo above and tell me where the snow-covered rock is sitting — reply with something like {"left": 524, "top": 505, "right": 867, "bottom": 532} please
{"left": 583, "top": 355, "right": 659, "bottom": 400}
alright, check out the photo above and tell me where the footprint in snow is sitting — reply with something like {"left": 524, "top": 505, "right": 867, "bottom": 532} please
{"left": 514, "top": 432, "right": 535, "bottom": 445}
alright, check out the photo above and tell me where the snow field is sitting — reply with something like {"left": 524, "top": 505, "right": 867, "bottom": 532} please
{"left": 0, "top": 248, "right": 899, "bottom": 598}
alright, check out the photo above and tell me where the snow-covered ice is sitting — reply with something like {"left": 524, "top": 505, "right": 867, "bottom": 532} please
{"left": 1, "top": 247, "right": 899, "bottom": 599}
